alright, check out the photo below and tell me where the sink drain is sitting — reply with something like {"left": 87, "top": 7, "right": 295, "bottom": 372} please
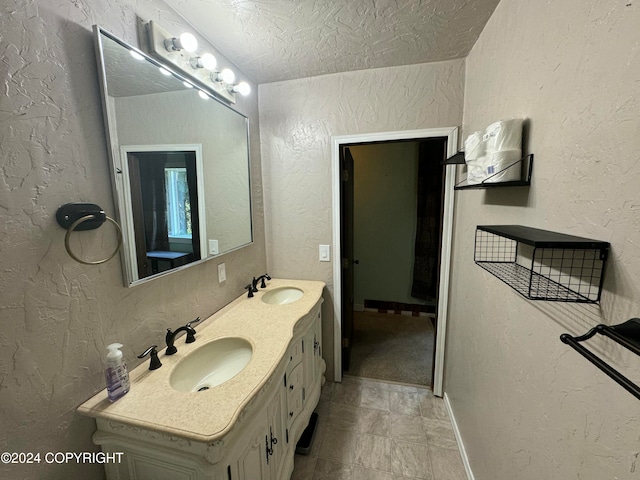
{"left": 197, "top": 386, "right": 210, "bottom": 392}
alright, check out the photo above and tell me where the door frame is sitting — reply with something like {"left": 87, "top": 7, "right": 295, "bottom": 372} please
{"left": 331, "top": 127, "right": 458, "bottom": 397}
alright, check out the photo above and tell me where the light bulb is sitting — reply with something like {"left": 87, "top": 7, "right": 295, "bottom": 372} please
{"left": 198, "top": 90, "right": 210, "bottom": 100}
{"left": 219, "top": 68, "right": 235, "bottom": 84}
{"left": 199, "top": 53, "right": 217, "bottom": 70}
{"left": 190, "top": 52, "right": 217, "bottom": 71}
{"left": 232, "top": 81, "right": 251, "bottom": 96}
{"left": 164, "top": 32, "right": 198, "bottom": 52}
{"left": 183, "top": 81, "right": 194, "bottom": 88}
{"left": 159, "top": 67, "right": 171, "bottom": 76}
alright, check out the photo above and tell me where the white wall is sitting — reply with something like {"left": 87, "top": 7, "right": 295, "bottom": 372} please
{"left": 0, "top": 1, "right": 265, "bottom": 479}
{"left": 351, "top": 142, "right": 420, "bottom": 306}
{"left": 445, "top": 1, "right": 640, "bottom": 479}
{"left": 259, "top": 60, "right": 465, "bottom": 379}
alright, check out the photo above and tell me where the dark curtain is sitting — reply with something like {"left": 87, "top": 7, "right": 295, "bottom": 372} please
{"left": 138, "top": 154, "right": 170, "bottom": 253}
{"left": 184, "top": 152, "right": 201, "bottom": 261}
{"left": 127, "top": 154, "right": 152, "bottom": 279}
{"left": 411, "top": 139, "right": 446, "bottom": 300}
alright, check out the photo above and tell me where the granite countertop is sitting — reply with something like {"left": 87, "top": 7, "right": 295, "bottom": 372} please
{"left": 77, "top": 279, "right": 325, "bottom": 443}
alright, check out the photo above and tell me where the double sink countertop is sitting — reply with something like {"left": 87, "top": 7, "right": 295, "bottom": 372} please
{"left": 77, "top": 279, "right": 325, "bottom": 443}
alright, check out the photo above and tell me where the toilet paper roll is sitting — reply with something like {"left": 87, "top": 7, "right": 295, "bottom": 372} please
{"left": 484, "top": 149, "right": 522, "bottom": 183}
{"left": 464, "top": 131, "right": 485, "bottom": 161}
{"left": 484, "top": 118, "right": 523, "bottom": 153}
{"left": 466, "top": 156, "right": 488, "bottom": 185}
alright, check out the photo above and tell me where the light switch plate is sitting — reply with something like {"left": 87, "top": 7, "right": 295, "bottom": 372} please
{"left": 218, "top": 263, "right": 226, "bottom": 283}
{"left": 319, "top": 245, "right": 331, "bottom": 262}
{"left": 209, "top": 239, "right": 219, "bottom": 256}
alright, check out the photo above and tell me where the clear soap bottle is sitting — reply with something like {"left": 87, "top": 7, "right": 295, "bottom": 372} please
{"left": 105, "top": 343, "right": 130, "bottom": 401}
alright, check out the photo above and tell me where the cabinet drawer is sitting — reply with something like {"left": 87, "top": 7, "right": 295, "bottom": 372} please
{"left": 286, "top": 362, "right": 304, "bottom": 423}
{"left": 287, "top": 340, "right": 303, "bottom": 368}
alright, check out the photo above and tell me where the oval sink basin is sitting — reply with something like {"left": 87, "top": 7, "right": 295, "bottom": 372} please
{"left": 170, "top": 337, "right": 253, "bottom": 393}
{"left": 261, "top": 287, "right": 304, "bottom": 305}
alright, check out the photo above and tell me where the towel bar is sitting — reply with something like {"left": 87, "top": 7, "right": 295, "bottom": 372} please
{"left": 560, "top": 318, "right": 640, "bottom": 400}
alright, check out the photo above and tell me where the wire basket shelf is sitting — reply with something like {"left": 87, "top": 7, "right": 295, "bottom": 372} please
{"left": 474, "top": 226, "right": 609, "bottom": 303}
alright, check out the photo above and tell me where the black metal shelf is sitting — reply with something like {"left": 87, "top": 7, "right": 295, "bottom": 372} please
{"left": 561, "top": 318, "right": 640, "bottom": 400}
{"left": 478, "top": 225, "right": 610, "bottom": 250}
{"left": 475, "top": 225, "right": 609, "bottom": 303}
{"left": 442, "top": 151, "right": 466, "bottom": 165}
{"left": 444, "top": 153, "right": 533, "bottom": 190}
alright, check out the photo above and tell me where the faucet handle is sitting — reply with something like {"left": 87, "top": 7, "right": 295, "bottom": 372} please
{"left": 251, "top": 277, "right": 259, "bottom": 292}
{"left": 138, "top": 345, "right": 162, "bottom": 370}
{"left": 185, "top": 317, "right": 200, "bottom": 343}
{"left": 245, "top": 284, "right": 254, "bottom": 298}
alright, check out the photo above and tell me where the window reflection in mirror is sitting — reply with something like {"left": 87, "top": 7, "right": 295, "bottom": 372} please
{"left": 94, "top": 26, "right": 253, "bottom": 286}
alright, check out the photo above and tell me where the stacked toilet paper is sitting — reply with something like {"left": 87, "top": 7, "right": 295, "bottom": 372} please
{"left": 464, "top": 131, "right": 486, "bottom": 185}
{"left": 464, "top": 118, "right": 523, "bottom": 184}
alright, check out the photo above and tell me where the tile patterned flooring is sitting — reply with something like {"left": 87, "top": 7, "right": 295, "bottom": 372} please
{"left": 290, "top": 376, "right": 467, "bottom": 480}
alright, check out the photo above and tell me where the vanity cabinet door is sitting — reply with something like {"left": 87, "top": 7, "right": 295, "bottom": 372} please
{"left": 227, "top": 410, "right": 270, "bottom": 480}
{"left": 266, "top": 381, "right": 288, "bottom": 479}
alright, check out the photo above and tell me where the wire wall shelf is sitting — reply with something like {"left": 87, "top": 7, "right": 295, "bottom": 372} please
{"left": 475, "top": 225, "right": 609, "bottom": 303}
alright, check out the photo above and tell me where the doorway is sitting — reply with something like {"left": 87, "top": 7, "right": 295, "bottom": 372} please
{"left": 331, "top": 127, "right": 458, "bottom": 396}
{"left": 342, "top": 139, "right": 445, "bottom": 387}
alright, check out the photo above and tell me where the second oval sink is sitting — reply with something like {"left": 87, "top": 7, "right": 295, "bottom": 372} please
{"left": 261, "top": 287, "right": 304, "bottom": 305}
{"left": 170, "top": 337, "right": 253, "bottom": 393}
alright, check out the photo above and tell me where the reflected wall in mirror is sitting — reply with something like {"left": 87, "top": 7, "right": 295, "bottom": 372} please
{"left": 94, "top": 26, "right": 253, "bottom": 286}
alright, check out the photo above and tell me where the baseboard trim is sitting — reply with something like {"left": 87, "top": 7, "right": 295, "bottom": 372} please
{"left": 443, "top": 392, "right": 475, "bottom": 480}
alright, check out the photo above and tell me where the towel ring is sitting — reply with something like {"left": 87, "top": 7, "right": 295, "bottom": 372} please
{"left": 64, "top": 214, "right": 123, "bottom": 265}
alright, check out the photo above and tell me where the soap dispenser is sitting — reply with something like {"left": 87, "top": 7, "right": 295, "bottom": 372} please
{"left": 105, "top": 343, "right": 130, "bottom": 402}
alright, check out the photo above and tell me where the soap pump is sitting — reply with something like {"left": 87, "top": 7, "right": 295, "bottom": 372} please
{"left": 105, "top": 343, "right": 130, "bottom": 402}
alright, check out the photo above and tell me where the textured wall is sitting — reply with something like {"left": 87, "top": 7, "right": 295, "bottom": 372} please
{"left": 351, "top": 142, "right": 420, "bottom": 306}
{"left": 259, "top": 60, "right": 464, "bottom": 380}
{"left": 446, "top": 0, "right": 640, "bottom": 479}
{"left": 0, "top": 1, "right": 265, "bottom": 479}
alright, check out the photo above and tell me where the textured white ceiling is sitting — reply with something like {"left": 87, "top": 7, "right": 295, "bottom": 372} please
{"left": 166, "top": 0, "right": 501, "bottom": 84}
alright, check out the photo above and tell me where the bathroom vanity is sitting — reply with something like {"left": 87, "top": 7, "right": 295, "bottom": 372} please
{"left": 78, "top": 279, "right": 325, "bottom": 480}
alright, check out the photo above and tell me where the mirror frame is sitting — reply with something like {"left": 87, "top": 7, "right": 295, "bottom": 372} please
{"left": 93, "top": 25, "right": 253, "bottom": 286}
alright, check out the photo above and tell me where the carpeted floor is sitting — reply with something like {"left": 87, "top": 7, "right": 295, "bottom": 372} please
{"left": 346, "top": 311, "right": 435, "bottom": 386}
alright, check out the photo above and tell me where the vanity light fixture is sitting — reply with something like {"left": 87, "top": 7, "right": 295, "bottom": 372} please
{"left": 230, "top": 81, "right": 251, "bottom": 96}
{"left": 144, "top": 20, "right": 245, "bottom": 104}
{"left": 183, "top": 81, "right": 194, "bottom": 88}
{"left": 158, "top": 67, "right": 172, "bottom": 76}
{"left": 164, "top": 32, "right": 198, "bottom": 53}
{"left": 198, "top": 90, "right": 210, "bottom": 100}
{"left": 190, "top": 52, "right": 217, "bottom": 71}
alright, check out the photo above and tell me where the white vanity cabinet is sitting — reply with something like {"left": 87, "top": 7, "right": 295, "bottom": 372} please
{"left": 84, "top": 288, "right": 325, "bottom": 480}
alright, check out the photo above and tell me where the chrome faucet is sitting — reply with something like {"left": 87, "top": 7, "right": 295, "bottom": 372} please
{"left": 165, "top": 317, "right": 200, "bottom": 355}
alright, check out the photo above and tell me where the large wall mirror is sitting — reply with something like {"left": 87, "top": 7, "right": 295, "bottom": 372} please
{"left": 93, "top": 26, "right": 252, "bottom": 286}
